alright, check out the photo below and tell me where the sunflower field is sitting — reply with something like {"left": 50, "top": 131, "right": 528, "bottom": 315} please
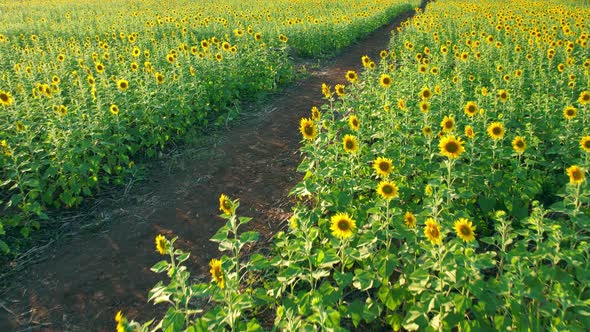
{"left": 0, "top": 0, "right": 419, "bottom": 253}
{"left": 120, "top": 0, "right": 590, "bottom": 330}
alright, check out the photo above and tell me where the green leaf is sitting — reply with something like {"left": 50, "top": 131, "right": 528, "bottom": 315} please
{"left": 240, "top": 231, "right": 259, "bottom": 244}
{"left": 162, "top": 308, "right": 185, "bottom": 332}
{"left": 151, "top": 260, "right": 170, "bottom": 273}
{"left": 0, "top": 239, "right": 9, "bottom": 253}
{"left": 334, "top": 271, "right": 353, "bottom": 288}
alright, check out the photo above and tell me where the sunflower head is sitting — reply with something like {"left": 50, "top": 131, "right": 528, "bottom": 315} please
{"left": 464, "top": 101, "right": 478, "bottom": 117}
{"left": 563, "top": 106, "right": 577, "bottom": 120}
{"left": 578, "top": 90, "right": 590, "bottom": 105}
{"left": 566, "top": 165, "right": 585, "bottom": 185}
{"left": 299, "top": 118, "right": 316, "bottom": 141}
{"left": 346, "top": 70, "right": 358, "bottom": 83}
{"left": 321, "top": 83, "right": 331, "bottom": 98}
{"left": 155, "top": 234, "right": 168, "bottom": 255}
{"left": 209, "top": 258, "right": 224, "bottom": 288}
{"left": 424, "top": 218, "right": 443, "bottom": 245}
{"left": 420, "top": 86, "right": 432, "bottom": 100}
{"left": 580, "top": 135, "right": 590, "bottom": 153}
{"left": 155, "top": 72, "right": 164, "bottom": 84}
{"left": 440, "top": 115, "right": 455, "bottom": 133}
{"left": 117, "top": 79, "right": 129, "bottom": 91}
{"left": 0, "top": 90, "right": 14, "bottom": 107}
{"left": 379, "top": 74, "right": 392, "bottom": 88}
{"left": 377, "top": 181, "right": 399, "bottom": 200}
{"left": 419, "top": 101, "right": 429, "bottom": 113}
{"left": 404, "top": 211, "right": 416, "bottom": 228}
{"left": 335, "top": 84, "right": 345, "bottom": 97}
{"left": 464, "top": 125, "right": 475, "bottom": 139}
{"left": 330, "top": 212, "right": 356, "bottom": 239}
{"left": 219, "top": 194, "right": 234, "bottom": 215}
{"left": 487, "top": 122, "right": 505, "bottom": 140}
{"left": 348, "top": 115, "right": 360, "bottom": 131}
{"left": 439, "top": 135, "right": 465, "bottom": 159}
{"left": 373, "top": 157, "right": 393, "bottom": 177}
{"left": 453, "top": 218, "right": 476, "bottom": 242}
{"left": 343, "top": 135, "right": 358, "bottom": 153}
{"left": 311, "top": 106, "right": 320, "bottom": 121}
{"left": 512, "top": 136, "right": 526, "bottom": 154}
{"left": 497, "top": 89, "right": 509, "bottom": 102}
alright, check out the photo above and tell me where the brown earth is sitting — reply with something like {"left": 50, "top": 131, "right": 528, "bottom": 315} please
{"left": 0, "top": 4, "right": 425, "bottom": 331}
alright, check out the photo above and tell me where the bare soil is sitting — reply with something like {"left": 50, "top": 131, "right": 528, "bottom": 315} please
{"left": 0, "top": 6, "right": 422, "bottom": 332}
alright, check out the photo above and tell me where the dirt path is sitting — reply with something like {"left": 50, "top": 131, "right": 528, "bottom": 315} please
{"left": 0, "top": 5, "right": 423, "bottom": 331}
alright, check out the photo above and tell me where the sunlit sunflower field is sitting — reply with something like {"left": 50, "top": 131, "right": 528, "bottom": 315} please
{"left": 123, "top": 0, "right": 590, "bottom": 330}
{"left": 0, "top": 0, "right": 419, "bottom": 253}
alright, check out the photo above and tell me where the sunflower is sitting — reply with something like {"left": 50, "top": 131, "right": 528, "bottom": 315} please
{"left": 379, "top": 74, "right": 392, "bottom": 88}
{"left": 497, "top": 89, "right": 509, "bottom": 102}
{"left": 481, "top": 87, "right": 488, "bottom": 96}
{"left": 420, "top": 86, "right": 432, "bottom": 100}
{"left": 95, "top": 62, "right": 105, "bottom": 73}
{"left": 155, "top": 234, "right": 168, "bottom": 255}
{"left": 345, "top": 70, "right": 358, "bottom": 83}
{"left": 439, "top": 135, "right": 465, "bottom": 159}
{"left": 335, "top": 84, "right": 345, "bottom": 97}
{"left": 464, "top": 126, "right": 475, "bottom": 139}
{"left": 512, "top": 136, "right": 526, "bottom": 154}
{"left": 422, "top": 126, "right": 433, "bottom": 137}
{"left": 454, "top": 218, "right": 476, "bottom": 242}
{"left": 419, "top": 101, "right": 429, "bottom": 113}
{"left": 321, "top": 83, "right": 331, "bottom": 98}
{"left": 343, "top": 135, "right": 358, "bottom": 153}
{"left": 0, "top": 90, "right": 13, "bottom": 107}
{"left": 404, "top": 211, "right": 416, "bottom": 228}
{"left": 215, "top": 53, "right": 222, "bottom": 62}
{"left": 155, "top": 72, "right": 164, "bottom": 84}
{"left": 373, "top": 157, "right": 393, "bottom": 177}
{"left": 254, "top": 32, "right": 262, "bottom": 41}
{"left": 299, "top": 118, "right": 316, "bottom": 140}
{"left": 219, "top": 194, "right": 233, "bottom": 215}
{"left": 440, "top": 115, "right": 455, "bottom": 133}
{"left": 377, "top": 181, "right": 399, "bottom": 200}
{"left": 580, "top": 135, "right": 590, "bottom": 153}
{"left": 311, "top": 106, "right": 320, "bottom": 120}
{"left": 563, "top": 106, "right": 577, "bottom": 120}
{"left": 330, "top": 212, "right": 356, "bottom": 239}
{"left": 117, "top": 79, "right": 129, "bottom": 91}
{"left": 379, "top": 50, "right": 388, "bottom": 59}
{"left": 424, "top": 218, "right": 442, "bottom": 245}
{"left": 579, "top": 91, "right": 590, "bottom": 105}
{"left": 209, "top": 258, "right": 224, "bottom": 289}
{"left": 348, "top": 115, "right": 359, "bottom": 131}
{"left": 278, "top": 34, "right": 288, "bottom": 43}
{"left": 397, "top": 99, "right": 406, "bottom": 111}
{"left": 566, "top": 165, "right": 585, "bottom": 185}
{"left": 464, "top": 101, "right": 478, "bottom": 117}
{"left": 110, "top": 104, "right": 119, "bottom": 115}
{"left": 487, "top": 122, "right": 505, "bottom": 140}
{"left": 56, "top": 105, "right": 67, "bottom": 117}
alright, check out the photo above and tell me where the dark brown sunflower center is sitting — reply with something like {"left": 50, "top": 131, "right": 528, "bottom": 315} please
{"left": 445, "top": 141, "right": 459, "bottom": 153}
{"left": 304, "top": 125, "right": 313, "bottom": 135}
{"left": 583, "top": 94, "right": 590, "bottom": 101}
{"left": 428, "top": 227, "right": 439, "bottom": 237}
{"left": 492, "top": 127, "right": 502, "bottom": 135}
{"left": 460, "top": 225, "right": 471, "bottom": 236}
{"left": 567, "top": 109, "right": 575, "bottom": 116}
{"left": 382, "top": 185, "right": 393, "bottom": 194}
{"left": 444, "top": 121, "right": 453, "bottom": 129}
{"left": 345, "top": 140, "right": 354, "bottom": 149}
{"left": 0, "top": 94, "right": 8, "bottom": 102}
{"left": 468, "top": 105, "right": 476, "bottom": 113}
{"left": 382, "top": 77, "right": 391, "bottom": 85}
{"left": 500, "top": 93, "right": 507, "bottom": 99}
{"left": 422, "top": 91, "right": 431, "bottom": 98}
{"left": 584, "top": 141, "right": 590, "bottom": 149}
{"left": 337, "top": 219, "right": 350, "bottom": 231}
{"left": 379, "top": 162, "right": 390, "bottom": 172}
{"left": 516, "top": 140, "right": 524, "bottom": 148}
{"left": 572, "top": 170, "right": 582, "bottom": 180}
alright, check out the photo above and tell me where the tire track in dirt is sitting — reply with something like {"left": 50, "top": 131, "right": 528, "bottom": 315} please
{"left": 0, "top": 3, "right": 426, "bottom": 331}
